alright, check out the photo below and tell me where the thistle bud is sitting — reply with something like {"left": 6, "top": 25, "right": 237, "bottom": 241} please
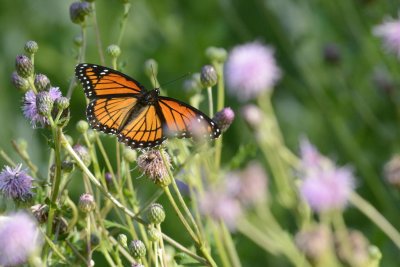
{"left": 295, "top": 226, "right": 331, "bottom": 263}
{"left": 76, "top": 120, "right": 89, "bottom": 133}
{"left": 200, "top": 65, "right": 218, "bottom": 88}
{"left": 91, "top": 233, "right": 100, "bottom": 247}
{"left": 137, "top": 149, "right": 172, "bottom": 187}
{"left": 129, "top": 240, "right": 146, "bottom": 259}
{"left": 147, "top": 203, "right": 166, "bottom": 224}
{"left": 15, "top": 55, "right": 34, "bottom": 78}
{"left": 70, "top": 2, "right": 92, "bottom": 24}
{"left": 36, "top": 91, "right": 54, "bottom": 117}
{"left": 106, "top": 44, "right": 121, "bottom": 58}
{"left": 205, "top": 46, "right": 227, "bottom": 63}
{"left": 213, "top": 107, "right": 234, "bottom": 132}
{"left": 24, "top": 40, "right": 39, "bottom": 55}
{"left": 34, "top": 74, "right": 50, "bottom": 91}
{"left": 11, "top": 71, "right": 29, "bottom": 91}
{"left": 144, "top": 58, "right": 158, "bottom": 78}
{"left": 147, "top": 226, "right": 161, "bottom": 242}
{"left": 117, "top": 234, "right": 128, "bottom": 247}
{"left": 55, "top": 97, "right": 70, "bottom": 110}
{"left": 73, "top": 144, "right": 91, "bottom": 166}
{"left": 123, "top": 148, "right": 137, "bottom": 162}
{"left": 79, "top": 193, "right": 95, "bottom": 213}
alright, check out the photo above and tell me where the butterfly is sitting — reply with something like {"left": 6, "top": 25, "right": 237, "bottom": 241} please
{"left": 75, "top": 63, "right": 221, "bottom": 149}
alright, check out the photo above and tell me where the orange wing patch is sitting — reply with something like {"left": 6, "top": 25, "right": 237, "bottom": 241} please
{"left": 87, "top": 97, "right": 137, "bottom": 135}
{"left": 117, "top": 105, "right": 165, "bottom": 148}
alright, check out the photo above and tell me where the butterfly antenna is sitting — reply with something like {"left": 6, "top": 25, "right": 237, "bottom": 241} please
{"left": 160, "top": 72, "right": 191, "bottom": 87}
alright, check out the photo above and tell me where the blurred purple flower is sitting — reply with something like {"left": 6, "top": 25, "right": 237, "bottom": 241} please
{"left": 241, "top": 104, "right": 263, "bottom": 129}
{"left": 22, "top": 87, "right": 62, "bottom": 127}
{"left": 0, "top": 164, "right": 33, "bottom": 201}
{"left": 237, "top": 162, "right": 268, "bottom": 205}
{"left": 213, "top": 107, "right": 235, "bottom": 132}
{"left": 225, "top": 41, "right": 281, "bottom": 101}
{"left": 0, "top": 212, "right": 43, "bottom": 266}
{"left": 199, "top": 189, "right": 242, "bottom": 230}
{"left": 299, "top": 139, "right": 355, "bottom": 213}
{"left": 373, "top": 13, "right": 400, "bottom": 57}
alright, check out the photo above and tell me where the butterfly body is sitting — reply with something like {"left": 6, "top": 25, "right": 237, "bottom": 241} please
{"left": 75, "top": 63, "right": 221, "bottom": 149}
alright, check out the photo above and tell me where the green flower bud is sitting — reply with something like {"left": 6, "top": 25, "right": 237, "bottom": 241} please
{"left": 73, "top": 144, "right": 91, "bottom": 166}
{"left": 123, "top": 148, "right": 137, "bottom": 162}
{"left": 76, "top": 120, "right": 89, "bottom": 133}
{"left": 24, "top": 40, "right": 39, "bottom": 55}
{"left": 129, "top": 240, "right": 146, "bottom": 259}
{"left": 11, "top": 72, "right": 29, "bottom": 91}
{"left": 79, "top": 193, "right": 96, "bottom": 213}
{"left": 34, "top": 74, "right": 50, "bottom": 91}
{"left": 205, "top": 46, "right": 227, "bottom": 63}
{"left": 36, "top": 91, "right": 54, "bottom": 116}
{"left": 147, "top": 203, "right": 165, "bottom": 224}
{"left": 70, "top": 2, "right": 92, "bottom": 24}
{"left": 15, "top": 55, "right": 34, "bottom": 78}
{"left": 55, "top": 97, "right": 70, "bottom": 110}
{"left": 147, "top": 226, "right": 161, "bottom": 242}
{"left": 86, "top": 129, "right": 96, "bottom": 142}
{"left": 144, "top": 58, "right": 158, "bottom": 78}
{"left": 118, "top": 234, "right": 128, "bottom": 247}
{"left": 73, "top": 36, "right": 83, "bottom": 47}
{"left": 106, "top": 44, "right": 121, "bottom": 58}
{"left": 200, "top": 65, "right": 218, "bottom": 88}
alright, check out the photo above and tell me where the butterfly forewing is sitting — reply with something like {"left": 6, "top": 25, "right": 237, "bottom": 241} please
{"left": 75, "top": 64, "right": 144, "bottom": 99}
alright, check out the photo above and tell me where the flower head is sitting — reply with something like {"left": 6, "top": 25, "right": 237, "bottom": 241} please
{"left": 235, "top": 162, "right": 268, "bottom": 205}
{"left": 15, "top": 55, "right": 33, "bottom": 78}
{"left": 295, "top": 225, "right": 331, "bottom": 263}
{"left": 0, "top": 212, "right": 43, "bottom": 266}
{"left": 73, "top": 144, "right": 91, "bottom": 167}
{"left": 241, "top": 104, "right": 263, "bottom": 129}
{"left": 11, "top": 71, "right": 29, "bottom": 91}
{"left": 299, "top": 139, "right": 355, "bottom": 213}
{"left": 79, "top": 193, "right": 95, "bottom": 213}
{"left": 137, "top": 149, "right": 171, "bottom": 186}
{"left": 225, "top": 41, "right": 281, "bottom": 101}
{"left": 0, "top": 164, "right": 33, "bottom": 201}
{"left": 213, "top": 107, "right": 235, "bottom": 132}
{"left": 373, "top": 13, "right": 400, "bottom": 57}
{"left": 129, "top": 240, "right": 146, "bottom": 259}
{"left": 200, "top": 65, "right": 218, "bottom": 88}
{"left": 22, "top": 87, "right": 62, "bottom": 127}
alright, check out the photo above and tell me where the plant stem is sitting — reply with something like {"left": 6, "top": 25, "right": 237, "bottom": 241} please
{"left": 207, "top": 86, "right": 214, "bottom": 117}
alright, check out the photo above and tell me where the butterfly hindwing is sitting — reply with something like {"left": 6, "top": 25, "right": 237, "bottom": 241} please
{"left": 75, "top": 63, "right": 145, "bottom": 99}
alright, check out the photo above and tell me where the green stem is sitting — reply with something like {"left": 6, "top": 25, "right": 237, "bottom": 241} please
{"left": 207, "top": 86, "right": 214, "bottom": 117}
{"left": 117, "top": 3, "right": 131, "bottom": 46}
{"left": 214, "top": 61, "right": 225, "bottom": 169}
{"left": 212, "top": 224, "right": 231, "bottom": 267}
{"left": 0, "top": 148, "right": 16, "bottom": 166}
{"left": 91, "top": 2, "right": 105, "bottom": 65}
{"left": 349, "top": 192, "right": 400, "bottom": 249}
{"left": 86, "top": 215, "right": 92, "bottom": 266}
{"left": 220, "top": 222, "right": 241, "bottom": 267}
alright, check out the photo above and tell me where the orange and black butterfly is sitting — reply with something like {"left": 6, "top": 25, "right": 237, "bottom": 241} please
{"left": 75, "top": 63, "right": 221, "bottom": 149}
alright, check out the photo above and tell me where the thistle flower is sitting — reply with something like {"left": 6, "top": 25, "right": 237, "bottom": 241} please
{"left": 0, "top": 212, "right": 43, "bottom": 266}
{"left": 73, "top": 144, "right": 91, "bottom": 167}
{"left": 79, "top": 193, "right": 95, "bottom": 213}
{"left": 22, "top": 87, "right": 62, "bottom": 127}
{"left": 106, "top": 44, "right": 121, "bottom": 58}
{"left": 373, "top": 13, "right": 400, "bottom": 57}
{"left": 15, "top": 55, "right": 33, "bottom": 78}
{"left": 200, "top": 65, "right": 218, "bottom": 88}
{"left": 295, "top": 225, "right": 331, "bottom": 263}
{"left": 24, "top": 40, "right": 38, "bottom": 55}
{"left": 225, "top": 41, "right": 281, "bottom": 101}
{"left": 129, "top": 240, "right": 146, "bottom": 259}
{"left": 213, "top": 107, "right": 235, "bottom": 132}
{"left": 137, "top": 149, "right": 171, "bottom": 186}
{"left": 199, "top": 188, "right": 242, "bottom": 229}
{"left": 384, "top": 154, "right": 400, "bottom": 188}
{"left": 299, "top": 139, "right": 355, "bottom": 213}
{"left": 0, "top": 164, "right": 33, "bottom": 202}
{"left": 11, "top": 71, "right": 29, "bottom": 91}
{"left": 34, "top": 73, "right": 50, "bottom": 91}
{"left": 241, "top": 104, "right": 263, "bottom": 129}
{"left": 147, "top": 203, "right": 166, "bottom": 224}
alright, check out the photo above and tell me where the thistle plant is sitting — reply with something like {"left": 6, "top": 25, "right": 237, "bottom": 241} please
{"left": 1, "top": 2, "right": 400, "bottom": 267}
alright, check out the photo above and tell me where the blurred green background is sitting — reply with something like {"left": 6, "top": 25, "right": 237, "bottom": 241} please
{"left": 1, "top": 0, "right": 400, "bottom": 265}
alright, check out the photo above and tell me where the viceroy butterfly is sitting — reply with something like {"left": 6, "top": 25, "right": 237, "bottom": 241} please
{"left": 75, "top": 63, "right": 221, "bottom": 149}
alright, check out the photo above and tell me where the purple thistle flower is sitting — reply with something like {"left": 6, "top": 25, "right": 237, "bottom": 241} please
{"left": 236, "top": 162, "right": 268, "bottom": 205}
{"left": 299, "top": 139, "right": 355, "bottom": 213}
{"left": 0, "top": 212, "right": 43, "bottom": 266}
{"left": 0, "top": 164, "right": 33, "bottom": 201}
{"left": 22, "top": 87, "right": 62, "bottom": 127}
{"left": 199, "top": 189, "right": 242, "bottom": 230}
{"left": 213, "top": 107, "right": 235, "bottom": 132}
{"left": 225, "top": 41, "right": 281, "bottom": 101}
{"left": 373, "top": 13, "right": 400, "bottom": 57}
